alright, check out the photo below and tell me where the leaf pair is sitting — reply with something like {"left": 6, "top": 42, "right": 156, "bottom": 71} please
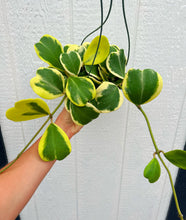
{"left": 6, "top": 99, "right": 71, "bottom": 161}
{"left": 143, "top": 149, "right": 186, "bottom": 184}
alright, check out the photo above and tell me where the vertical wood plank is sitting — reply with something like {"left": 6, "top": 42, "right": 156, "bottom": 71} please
{"left": 117, "top": 0, "right": 186, "bottom": 219}
{"left": 0, "top": 0, "right": 78, "bottom": 219}
{"left": 72, "top": 0, "right": 139, "bottom": 219}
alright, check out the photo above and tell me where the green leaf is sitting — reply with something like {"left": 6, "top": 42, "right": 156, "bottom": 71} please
{"left": 89, "top": 76, "right": 102, "bottom": 87}
{"left": 85, "top": 65, "right": 101, "bottom": 80}
{"left": 66, "top": 76, "right": 96, "bottom": 106}
{"left": 106, "top": 49, "right": 126, "bottom": 79}
{"left": 98, "top": 66, "right": 109, "bottom": 81}
{"left": 60, "top": 51, "right": 82, "bottom": 76}
{"left": 63, "top": 44, "right": 71, "bottom": 53}
{"left": 83, "top": 35, "right": 110, "bottom": 65}
{"left": 144, "top": 158, "right": 161, "bottom": 183}
{"left": 122, "top": 69, "right": 163, "bottom": 105}
{"left": 95, "top": 82, "right": 124, "bottom": 113}
{"left": 65, "top": 98, "right": 71, "bottom": 112}
{"left": 70, "top": 101, "right": 99, "bottom": 125}
{"left": 38, "top": 123, "right": 71, "bottom": 161}
{"left": 34, "top": 34, "right": 64, "bottom": 71}
{"left": 66, "top": 44, "right": 86, "bottom": 60}
{"left": 164, "top": 150, "right": 186, "bottom": 170}
{"left": 30, "top": 67, "right": 65, "bottom": 99}
{"left": 6, "top": 98, "right": 50, "bottom": 122}
{"left": 82, "top": 42, "right": 90, "bottom": 49}
{"left": 99, "top": 45, "right": 120, "bottom": 73}
{"left": 66, "top": 44, "right": 79, "bottom": 52}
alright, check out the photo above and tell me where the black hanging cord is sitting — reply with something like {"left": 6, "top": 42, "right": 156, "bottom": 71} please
{"left": 80, "top": 0, "right": 112, "bottom": 45}
{"left": 87, "top": 0, "right": 104, "bottom": 76}
{"left": 122, "top": 0, "right": 130, "bottom": 65}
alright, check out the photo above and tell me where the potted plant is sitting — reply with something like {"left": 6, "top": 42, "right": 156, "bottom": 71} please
{"left": 0, "top": 1, "right": 185, "bottom": 219}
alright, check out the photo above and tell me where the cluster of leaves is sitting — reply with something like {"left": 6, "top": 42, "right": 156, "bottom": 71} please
{"left": 32, "top": 34, "right": 125, "bottom": 125}
{"left": 5, "top": 35, "right": 186, "bottom": 183}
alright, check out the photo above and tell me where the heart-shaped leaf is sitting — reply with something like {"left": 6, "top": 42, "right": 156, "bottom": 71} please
{"left": 144, "top": 158, "right": 161, "bottom": 183}
{"left": 38, "top": 123, "right": 71, "bottom": 161}
{"left": 70, "top": 101, "right": 99, "bottom": 125}
{"left": 34, "top": 35, "right": 64, "bottom": 71}
{"left": 66, "top": 76, "right": 96, "bottom": 106}
{"left": 30, "top": 67, "right": 65, "bottom": 99}
{"left": 122, "top": 69, "right": 163, "bottom": 105}
{"left": 164, "top": 150, "right": 186, "bottom": 170}
{"left": 99, "top": 45, "right": 120, "bottom": 73}
{"left": 83, "top": 35, "right": 110, "bottom": 65}
{"left": 106, "top": 49, "right": 126, "bottom": 79}
{"left": 60, "top": 51, "right": 82, "bottom": 76}
{"left": 6, "top": 98, "right": 50, "bottom": 122}
{"left": 95, "top": 82, "right": 124, "bottom": 113}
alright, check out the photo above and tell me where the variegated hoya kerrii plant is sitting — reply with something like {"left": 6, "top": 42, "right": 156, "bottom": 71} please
{"left": 1, "top": 34, "right": 186, "bottom": 219}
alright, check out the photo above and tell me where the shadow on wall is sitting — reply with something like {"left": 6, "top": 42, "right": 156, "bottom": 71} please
{"left": 166, "top": 142, "right": 186, "bottom": 220}
{"left": 0, "top": 127, "right": 21, "bottom": 220}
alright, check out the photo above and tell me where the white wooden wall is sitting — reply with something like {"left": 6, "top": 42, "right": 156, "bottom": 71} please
{"left": 0, "top": 0, "right": 186, "bottom": 219}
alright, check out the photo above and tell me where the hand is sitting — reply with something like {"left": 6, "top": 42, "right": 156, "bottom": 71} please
{"left": 55, "top": 107, "right": 83, "bottom": 139}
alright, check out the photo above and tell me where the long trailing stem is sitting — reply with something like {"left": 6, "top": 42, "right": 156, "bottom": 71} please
{"left": 137, "top": 105, "right": 184, "bottom": 220}
{"left": 0, "top": 95, "right": 66, "bottom": 174}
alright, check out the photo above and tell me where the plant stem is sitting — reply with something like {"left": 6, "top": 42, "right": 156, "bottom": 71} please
{"left": 137, "top": 105, "right": 184, "bottom": 220}
{"left": 0, "top": 95, "right": 66, "bottom": 174}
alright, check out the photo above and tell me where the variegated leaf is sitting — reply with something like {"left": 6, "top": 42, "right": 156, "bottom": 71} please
{"left": 67, "top": 44, "right": 86, "bottom": 60}
{"left": 60, "top": 51, "right": 82, "bottom": 76}
{"left": 85, "top": 65, "right": 101, "bottom": 80}
{"left": 65, "top": 98, "right": 71, "bottom": 113}
{"left": 30, "top": 67, "right": 65, "bottom": 99}
{"left": 83, "top": 35, "right": 110, "bottom": 65}
{"left": 95, "top": 82, "right": 124, "bottom": 113}
{"left": 70, "top": 101, "right": 99, "bottom": 125}
{"left": 99, "top": 45, "right": 119, "bottom": 73}
{"left": 106, "top": 49, "right": 126, "bottom": 79}
{"left": 66, "top": 76, "right": 96, "bottom": 106}
{"left": 38, "top": 123, "right": 71, "bottom": 161}
{"left": 34, "top": 34, "right": 64, "bottom": 71}
{"left": 6, "top": 98, "right": 50, "bottom": 122}
{"left": 122, "top": 69, "right": 163, "bottom": 105}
